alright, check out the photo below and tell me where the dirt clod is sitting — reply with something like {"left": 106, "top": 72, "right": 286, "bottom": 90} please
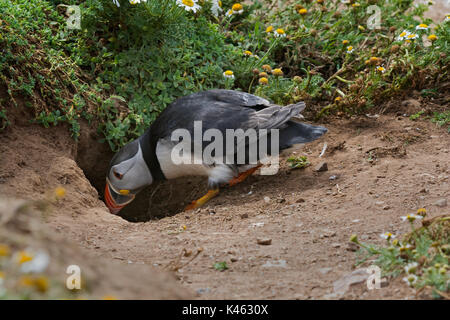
{"left": 434, "top": 199, "right": 447, "bottom": 207}
{"left": 257, "top": 238, "right": 273, "bottom": 245}
{"left": 315, "top": 161, "right": 328, "bottom": 172}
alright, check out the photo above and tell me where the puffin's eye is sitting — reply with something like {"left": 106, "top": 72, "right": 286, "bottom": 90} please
{"left": 113, "top": 170, "right": 123, "bottom": 180}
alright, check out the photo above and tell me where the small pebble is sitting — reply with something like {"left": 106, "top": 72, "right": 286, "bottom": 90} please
{"left": 257, "top": 238, "right": 272, "bottom": 245}
{"left": 315, "top": 161, "right": 328, "bottom": 172}
{"left": 434, "top": 198, "right": 447, "bottom": 207}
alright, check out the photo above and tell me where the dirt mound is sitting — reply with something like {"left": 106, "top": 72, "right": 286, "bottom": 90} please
{"left": 0, "top": 198, "right": 190, "bottom": 299}
{"left": 0, "top": 122, "right": 192, "bottom": 299}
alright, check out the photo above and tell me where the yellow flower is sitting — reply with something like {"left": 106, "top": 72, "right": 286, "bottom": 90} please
{"left": 223, "top": 70, "right": 235, "bottom": 79}
{"left": 177, "top": 0, "right": 201, "bottom": 13}
{"left": 17, "top": 251, "right": 33, "bottom": 264}
{"left": 19, "top": 275, "right": 35, "bottom": 287}
{"left": 352, "top": 2, "right": 360, "bottom": 7}
{"left": 243, "top": 50, "right": 253, "bottom": 56}
{"left": 335, "top": 97, "right": 342, "bottom": 103}
{"left": 416, "top": 23, "right": 429, "bottom": 30}
{"left": 182, "top": 225, "right": 187, "bottom": 230}
{"left": 266, "top": 26, "right": 274, "bottom": 33}
{"left": 346, "top": 46, "right": 354, "bottom": 53}
{"left": 358, "top": 25, "right": 365, "bottom": 31}
{"left": 369, "top": 56, "right": 381, "bottom": 65}
{"left": 417, "top": 208, "right": 427, "bottom": 216}
{"left": 406, "top": 33, "right": 418, "bottom": 40}
{"left": 18, "top": 275, "right": 49, "bottom": 292}
{"left": 342, "top": 40, "right": 349, "bottom": 45}
{"left": 428, "top": 34, "right": 437, "bottom": 41}
{"left": 258, "top": 72, "right": 268, "bottom": 78}
{"left": 274, "top": 28, "right": 286, "bottom": 38}
{"left": 262, "top": 65, "right": 272, "bottom": 72}
{"left": 401, "top": 214, "right": 423, "bottom": 222}
{"left": 0, "top": 244, "right": 11, "bottom": 257}
{"left": 380, "top": 232, "right": 395, "bottom": 240}
{"left": 272, "top": 68, "right": 283, "bottom": 76}
{"left": 298, "top": 8, "right": 308, "bottom": 15}
{"left": 317, "top": 0, "right": 324, "bottom": 3}
{"left": 377, "top": 66, "right": 386, "bottom": 73}
{"left": 54, "top": 186, "right": 66, "bottom": 199}
{"left": 231, "top": 3, "right": 243, "bottom": 14}
{"left": 258, "top": 77, "right": 269, "bottom": 85}
{"left": 33, "top": 276, "right": 49, "bottom": 293}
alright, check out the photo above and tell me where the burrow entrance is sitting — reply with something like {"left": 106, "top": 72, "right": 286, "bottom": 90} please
{"left": 74, "top": 123, "right": 208, "bottom": 222}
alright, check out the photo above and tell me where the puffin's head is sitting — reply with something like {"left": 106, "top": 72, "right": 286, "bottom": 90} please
{"left": 104, "top": 139, "right": 153, "bottom": 214}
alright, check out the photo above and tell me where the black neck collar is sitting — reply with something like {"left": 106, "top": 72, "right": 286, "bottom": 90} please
{"left": 139, "top": 128, "right": 166, "bottom": 181}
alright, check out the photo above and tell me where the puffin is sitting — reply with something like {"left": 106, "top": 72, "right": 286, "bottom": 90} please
{"left": 104, "top": 89, "right": 327, "bottom": 214}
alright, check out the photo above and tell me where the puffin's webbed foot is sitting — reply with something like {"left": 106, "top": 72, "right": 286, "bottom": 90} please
{"left": 228, "top": 165, "right": 261, "bottom": 187}
{"left": 184, "top": 189, "right": 220, "bottom": 211}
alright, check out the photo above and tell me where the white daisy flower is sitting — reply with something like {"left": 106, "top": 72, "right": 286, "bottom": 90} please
{"left": 377, "top": 66, "right": 386, "bottom": 73}
{"left": 401, "top": 214, "right": 423, "bottom": 222}
{"left": 299, "top": 24, "right": 308, "bottom": 32}
{"left": 405, "top": 33, "right": 419, "bottom": 40}
{"left": 445, "top": 14, "right": 450, "bottom": 22}
{"left": 274, "top": 28, "right": 287, "bottom": 38}
{"left": 176, "top": 0, "right": 201, "bottom": 13}
{"left": 211, "top": 0, "right": 223, "bottom": 17}
{"left": 15, "top": 249, "right": 50, "bottom": 274}
{"left": 113, "top": 0, "right": 120, "bottom": 7}
{"left": 397, "top": 30, "right": 411, "bottom": 41}
{"left": 129, "top": 0, "right": 147, "bottom": 4}
{"left": 346, "top": 46, "right": 355, "bottom": 53}
{"left": 404, "top": 262, "right": 419, "bottom": 274}
{"left": 223, "top": 70, "right": 235, "bottom": 79}
{"left": 231, "top": 3, "right": 244, "bottom": 14}
{"left": 380, "top": 232, "right": 395, "bottom": 240}
{"left": 399, "top": 243, "right": 412, "bottom": 251}
{"left": 402, "top": 274, "right": 418, "bottom": 287}
{"left": 415, "top": 23, "right": 429, "bottom": 30}
{"left": 225, "top": 9, "right": 233, "bottom": 17}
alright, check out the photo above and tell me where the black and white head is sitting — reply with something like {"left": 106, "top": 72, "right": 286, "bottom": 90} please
{"left": 105, "top": 139, "right": 153, "bottom": 214}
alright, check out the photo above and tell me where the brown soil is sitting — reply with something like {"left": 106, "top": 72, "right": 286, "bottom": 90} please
{"left": 1, "top": 94, "right": 449, "bottom": 299}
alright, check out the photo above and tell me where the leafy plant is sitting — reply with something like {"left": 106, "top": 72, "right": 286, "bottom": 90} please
{"left": 213, "top": 261, "right": 229, "bottom": 271}
{"left": 431, "top": 111, "right": 450, "bottom": 133}
{"left": 286, "top": 155, "right": 310, "bottom": 169}
{"left": 351, "top": 209, "right": 449, "bottom": 299}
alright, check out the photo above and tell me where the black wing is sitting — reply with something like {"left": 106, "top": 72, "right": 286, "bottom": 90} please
{"left": 149, "top": 89, "right": 304, "bottom": 138}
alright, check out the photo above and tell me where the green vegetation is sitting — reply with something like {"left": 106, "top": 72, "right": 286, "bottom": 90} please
{"left": 286, "top": 155, "right": 310, "bottom": 169}
{"left": 352, "top": 209, "right": 449, "bottom": 299}
{"left": 213, "top": 261, "right": 229, "bottom": 271}
{"left": 1, "top": 0, "right": 449, "bottom": 151}
{"left": 431, "top": 111, "right": 450, "bottom": 132}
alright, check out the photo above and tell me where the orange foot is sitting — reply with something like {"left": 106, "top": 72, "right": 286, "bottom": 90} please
{"left": 228, "top": 165, "right": 262, "bottom": 187}
{"left": 184, "top": 189, "right": 220, "bottom": 211}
